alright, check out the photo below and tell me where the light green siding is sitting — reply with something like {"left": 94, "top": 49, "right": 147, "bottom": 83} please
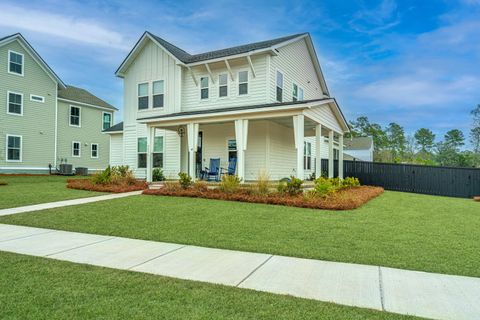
{"left": 56, "top": 101, "right": 111, "bottom": 171}
{"left": 0, "top": 39, "right": 57, "bottom": 169}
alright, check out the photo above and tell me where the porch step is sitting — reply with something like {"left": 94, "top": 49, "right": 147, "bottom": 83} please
{"left": 148, "top": 182, "right": 164, "bottom": 190}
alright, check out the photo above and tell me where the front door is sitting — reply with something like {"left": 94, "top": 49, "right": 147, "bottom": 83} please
{"left": 195, "top": 132, "right": 203, "bottom": 178}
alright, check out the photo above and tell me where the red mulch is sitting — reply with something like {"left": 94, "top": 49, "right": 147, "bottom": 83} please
{"left": 67, "top": 179, "right": 148, "bottom": 193}
{"left": 143, "top": 186, "right": 384, "bottom": 210}
{"left": 474, "top": 196, "right": 480, "bottom": 202}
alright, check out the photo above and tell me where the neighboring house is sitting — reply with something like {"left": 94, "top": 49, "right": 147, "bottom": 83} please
{"left": 0, "top": 33, "right": 117, "bottom": 174}
{"left": 105, "top": 32, "right": 349, "bottom": 181}
{"left": 344, "top": 137, "right": 374, "bottom": 162}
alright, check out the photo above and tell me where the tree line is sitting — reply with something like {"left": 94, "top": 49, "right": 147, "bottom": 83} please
{"left": 346, "top": 105, "right": 480, "bottom": 168}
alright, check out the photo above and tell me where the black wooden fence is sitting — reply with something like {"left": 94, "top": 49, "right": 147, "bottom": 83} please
{"left": 320, "top": 159, "right": 480, "bottom": 198}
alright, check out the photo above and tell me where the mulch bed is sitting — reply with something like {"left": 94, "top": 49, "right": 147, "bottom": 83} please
{"left": 474, "top": 196, "right": 480, "bottom": 202}
{"left": 143, "top": 186, "right": 384, "bottom": 210}
{"left": 67, "top": 179, "right": 148, "bottom": 193}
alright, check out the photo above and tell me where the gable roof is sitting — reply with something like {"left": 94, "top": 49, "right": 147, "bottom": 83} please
{"left": 103, "top": 121, "right": 123, "bottom": 133}
{"left": 344, "top": 137, "right": 374, "bottom": 150}
{"left": 58, "top": 86, "right": 117, "bottom": 111}
{"left": 0, "top": 33, "right": 66, "bottom": 89}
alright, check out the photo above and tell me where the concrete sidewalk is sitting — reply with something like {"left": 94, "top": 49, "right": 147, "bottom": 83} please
{"left": 0, "top": 191, "right": 142, "bottom": 216}
{"left": 0, "top": 224, "right": 479, "bottom": 320}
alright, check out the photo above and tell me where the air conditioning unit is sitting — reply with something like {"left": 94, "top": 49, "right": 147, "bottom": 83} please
{"left": 59, "top": 164, "right": 73, "bottom": 175}
{"left": 75, "top": 167, "right": 89, "bottom": 176}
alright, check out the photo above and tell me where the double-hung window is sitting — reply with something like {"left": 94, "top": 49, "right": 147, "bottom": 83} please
{"left": 219, "top": 74, "right": 228, "bottom": 97}
{"left": 276, "top": 71, "right": 283, "bottom": 102}
{"left": 304, "top": 141, "right": 312, "bottom": 170}
{"left": 102, "top": 112, "right": 112, "bottom": 130}
{"left": 153, "top": 136, "right": 164, "bottom": 168}
{"left": 91, "top": 143, "right": 99, "bottom": 158}
{"left": 138, "top": 137, "right": 147, "bottom": 168}
{"left": 6, "top": 135, "right": 22, "bottom": 162}
{"left": 153, "top": 80, "right": 164, "bottom": 108}
{"left": 293, "top": 83, "right": 305, "bottom": 102}
{"left": 8, "top": 51, "right": 23, "bottom": 75}
{"left": 7, "top": 92, "right": 23, "bottom": 115}
{"left": 238, "top": 71, "right": 248, "bottom": 95}
{"left": 72, "top": 141, "right": 81, "bottom": 157}
{"left": 138, "top": 83, "right": 149, "bottom": 110}
{"left": 70, "top": 106, "right": 81, "bottom": 127}
{"left": 200, "top": 77, "right": 209, "bottom": 99}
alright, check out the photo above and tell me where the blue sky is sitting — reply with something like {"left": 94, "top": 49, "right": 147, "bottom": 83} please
{"left": 1, "top": 0, "right": 479, "bottom": 144}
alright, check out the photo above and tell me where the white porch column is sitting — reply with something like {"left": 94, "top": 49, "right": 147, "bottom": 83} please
{"left": 234, "top": 119, "right": 249, "bottom": 181}
{"left": 339, "top": 134, "right": 344, "bottom": 179}
{"left": 315, "top": 123, "right": 322, "bottom": 178}
{"left": 187, "top": 123, "right": 199, "bottom": 179}
{"left": 146, "top": 125, "right": 154, "bottom": 183}
{"left": 293, "top": 114, "right": 305, "bottom": 180}
{"left": 328, "top": 130, "right": 334, "bottom": 178}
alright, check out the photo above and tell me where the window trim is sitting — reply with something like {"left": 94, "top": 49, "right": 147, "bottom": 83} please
{"left": 218, "top": 73, "right": 228, "bottom": 98}
{"left": 72, "top": 141, "right": 81, "bottom": 157}
{"left": 7, "top": 50, "right": 24, "bottom": 76}
{"left": 91, "top": 143, "right": 99, "bottom": 159}
{"left": 6, "top": 91, "right": 23, "bottom": 116}
{"left": 292, "top": 83, "right": 304, "bottom": 102}
{"left": 200, "top": 76, "right": 210, "bottom": 100}
{"left": 69, "top": 105, "right": 81, "bottom": 128}
{"left": 152, "top": 136, "right": 164, "bottom": 168}
{"left": 237, "top": 70, "right": 249, "bottom": 96}
{"left": 137, "top": 82, "right": 149, "bottom": 110}
{"left": 152, "top": 79, "right": 165, "bottom": 108}
{"left": 102, "top": 111, "right": 113, "bottom": 131}
{"left": 30, "top": 94, "right": 45, "bottom": 103}
{"left": 6, "top": 134, "right": 22, "bottom": 162}
{"left": 137, "top": 137, "right": 147, "bottom": 169}
{"left": 276, "top": 69, "right": 284, "bottom": 102}
{"left": 304, "top": 141, "right": 312, "bottom": 170}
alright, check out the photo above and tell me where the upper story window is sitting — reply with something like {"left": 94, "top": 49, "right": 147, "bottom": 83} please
{"left": 276, "top": 71, "right": 283, "bottom": 102}
{"left": 238, "top": 71, "right": 248, "bottom": 95}
{"left": 304, "top": 141, "right": 312, "bottom": 170}
{"left": 30, "top": 94, "right": 45, "bottom": 103}
{"left": 6, "top": 135, "right": 22, "bottom": 162}
{"left": 91, "top": 143, "right": 99, "bottom": 158}
{"left": 102, "top": 112, "right": 112, "bottom": 130}
{"left": 153, "top": 80, "right": 164, "bottom": 108}
{"left": 293, "top": 84, "right": 304, "bottom": 102}
{"left": 72, "top": 141, "right": 81, "bottom": 157}
{"left": 200, "top": 77, "right": 209, "bottom": 99}
{"left": 8, "top": 50, "right": 23, "bottom": 76}
{"left": 70, "top": 106, "right": 81, "bottom": 127}
{"left": 219, "top": 74, "right": 228, "bottom": 98}
{"left": 7, "top": 91, "right": 23, "bottom": 115}
{"left": 138, "top": 83, "right": 149, "bottom": 110}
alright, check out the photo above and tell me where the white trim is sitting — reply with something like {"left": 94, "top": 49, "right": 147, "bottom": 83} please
{"left": 54, "top": 86, "right": 58, "bottom": 167}
{"left": 91, "top": 143, "right": 99, "bottom": 159}
{"left": 292, "top": 83, "right": 304, "bottom": 102}
{"left": 72, "top": 141, "right": 81, "bottom": 157}
{"left": 102, "top": 111, "right": 113, "bottom": 131}
{"left": 0, "top": 166, "right": 49, "bottom": 170}
{"left": 276, "top": 69, "right": 284, "bottom": 102}
{"left": 199, "top": 75, "right": 210, "bottom": 101}
{"left": 57, "top": 98, "right": 116, "bottom": 111}
{"left": 6, "top": 91, "right": 23, "bottom": 116}
{"left": 5, "top": 134, "right": 23, "bottom": 162}
{"left": 69, "top": 105, "right": 81, "bottom": 127}
{"left": 184, "top": 48, "right": 276, "bottom": 67}
{"left": 218, "top": 73, "right": 228, "bottom": 98}
{"left": 7, "top": 50, "right": 24, "bottom": 76}
{"left": 237, "top": 69, "right": 249, "bottom": 96}
{"left": 152, "top": 79, "right": 165, "bottom": 109}
{"left": 137, "top": 82, "right": 149, "bottom": 110}
{"left": 30, "top": 94, "right": 45, "bottom": 103}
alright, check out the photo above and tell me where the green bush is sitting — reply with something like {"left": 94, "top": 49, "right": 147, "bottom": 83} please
{"left": 313, "top": 177, "right": 337, "bottom": 197}
{"left": 220, "top": 175, "right": 241, "bottom": 193}
{"left": 342, "top": 177, "right": 361, "bottom": 188}
{"left": 0, "top": 180, "right": 8, "bottom": 186}
{"left": 277, "top": 181, "right": 288, "bottom": 194}
{"left": 92, "top": 166, "right": 112, "bottom": 185}
{"left": 92, "top": 166, "right": 137, "bottom": 185}
{"left": 255, "top": 171, "right": 270, "bottom": 195}
{"left": 285, "top": 176, "right": 303, "bottom": 196}
{"left": 152, "top": 168, "right": 165, "bottom": 182}
{"left": 111, "top": 165, "right": 130, "bottom": 177}
{"left": 178, "top": 172, "right": 193, "bottom": 189}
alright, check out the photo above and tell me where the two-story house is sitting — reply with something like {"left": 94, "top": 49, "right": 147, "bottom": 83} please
{"left": 0, "top": 33, "right": 117, "bottom": 174}
{"left": 105, "top": 32, "right": 348, "bottom": 182}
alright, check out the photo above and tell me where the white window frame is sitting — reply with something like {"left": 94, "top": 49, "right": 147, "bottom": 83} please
{"left": 69, "top": 105, "right": 81, "bottom": 127}
{"left": 102, "top": 111, "right": 113, "bottom": 131}
{"left": 6, "top": 134, "right": 22, "bottom": 162}
{"left": 7, "top": 91, "right": 23, "bottom": 116}
{"left": 237, "top": 70, "right": 249, "bottom": 96}
{"left": 152, "top": 136, "right": 164, "bottom": 168}
{"left": 152, "top": 79, "right": 165, "bottom": 108}
{"left": 276, "top": 69, "right": 284, "bottom": 102}
{"left": 292, "top": 83, "right": 304, "bottom": 102}
{"left": 91, "top": 143, "right": 99, "bottom": 159}
{"left": 218, "top": 73, "right": 228, "bottom": 98}
{"left": 72, "top": 141, "right": 81, "bottom": 157}
{"left": 137, "top": 82, "right": 149, "bottom": 110}
{"left": 298, "top": 86, "right": 304, "bottom": 101}
{"left": 30, "top": 94, "right": 45, "bottom": 103}
{"left": 137, "top": 137, "right": 147, "bottom": 168}
{"left": 200, "top": 76, "right": 209, "bottom": 100}
{"left": 8, "top": 50, "right": 24, "bottom": 76}
{"left": 304, "top": 141, "right": 312, "bottom": 170}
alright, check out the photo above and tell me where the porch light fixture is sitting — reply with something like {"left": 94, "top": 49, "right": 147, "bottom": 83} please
{"left": 177, "top": 126, "right": 186, "bottom": 137}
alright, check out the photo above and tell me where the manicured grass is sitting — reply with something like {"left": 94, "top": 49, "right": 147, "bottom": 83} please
{"left": 0, "top": 175, "right": 103, "bottom": 209}
{"left": 0, "top": 251, "right": 416, "bottom": 319}
{"left": 1, "top": 191, "right": 479, "bottom": 277}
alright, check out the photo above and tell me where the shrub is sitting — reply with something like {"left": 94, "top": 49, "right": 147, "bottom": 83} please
{"left": 193, "top": 181, "right": 208, "bottom": 192}
{"left": 164, "top": 181, "right": 182, "bottom": 191}
{"left": 0, "top": 180, "right": 8, "bottom": 186}
{"left": 285, "top": 176, "right": 303, "bottom": 196}
{"left": 178, "top": 172, "right": 193, "bottom": 189}
{"left": 92, "top": 166, "right": 112, "bottom": 185}
{"left": 152, "top": 168, "right": 165, "bottom": 182}
{"left": 255, "top": 171, "right": 270, "bottom": 195}
{"left": 112, "top": 165, "right": 130, "bottom": 177}
{"left": 277, "top": 181, "right": 288, "bottom": 194}
{"left": 313, "top": 177, "right": 337, "bottom": 198}
{"left": 342, "top": 177, "right": 360, "bottom": 188}
{"left": 219, "top": 175, "right": 241, "bottom": 193}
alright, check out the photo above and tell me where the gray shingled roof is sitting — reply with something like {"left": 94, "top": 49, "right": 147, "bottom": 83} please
{"left": 344, "top": 137, "right": 374, "bottom": 150}
{"left": 0, "top": 33, "right": 19, "bottom": 42}
{"left": 147, "top": 32, "right": 307, "bottom": 64}
{"left": 58, "top": 86, "right": 117, "bottom": 110}
{"left": 103, "top": 122, "right": 123, "bottom": 133}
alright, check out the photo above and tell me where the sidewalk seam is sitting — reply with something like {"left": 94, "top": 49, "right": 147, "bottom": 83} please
{"left": 0, "top": 230, "right": 57, "bottom": 243}
{"left": 236, "top": 255, "right": 274, "bottom": 287}
{"left": 45, "top": 237, "right": 115, "bottom": 257}
{"left": 128, "top": 245, "right": 188, "bottom": 270}
{"left": 378, "top": 266, "right": 386, "bottom": 311}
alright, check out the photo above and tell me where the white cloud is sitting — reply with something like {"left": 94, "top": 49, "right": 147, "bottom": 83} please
{"left": 349, "top": 0, "right": 400, "bottom": 34}
{"left": 0, "top": 3, "right": 129, "bottom": 50}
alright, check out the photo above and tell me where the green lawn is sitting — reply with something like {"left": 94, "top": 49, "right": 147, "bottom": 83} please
{"left": 0, "top": 251, "right": 416, "bottom": 319}
{"left": 0, "top": 175, "right": 103, "bottom": 209}
{"left": 1, "top": 191, "right": 479, "bottom": 277}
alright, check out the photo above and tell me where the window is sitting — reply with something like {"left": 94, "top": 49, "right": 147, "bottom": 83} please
{"left": 72, "top": 141, "right": 81, "bottom": 157}
{"left": 6, "top": 135, "right": 22, "bottom": 162}
{"left": 276, "top": 71, "right": 283, "bottom": 102}
{"left": 102, "top": 112, "right": 112, "bottom": 130}
{"left": 228, "top": 139, "right": 237, "bottom": 161}
{"left": 91, "top": 143, "right": 98, "bottom": 158}
{"left": 238, "top": 71, "right": 248, "bottom": 95}
{"left": 200, "top": 77, "right": 209, "bottom": 99}
{"left": 7, "top": 92, "right": 22, "bottom": 115}
{"left": 219, "top": 74, "right": 228, "bottom": 97}
{"left": 138, "top": 137, "right": 147, "bottom": 168}
{"left": 30, "top": 94, "right": 44, "bottom": 103}
{"left": 153, "top": 136, "right": 164, "bottom": 168}
{"left": 153, "top": 80, "right": 164, "bottom": 108}
{"left": 298, "top": 87, "right": 304, "bottom": 101}
{"left": 70, "top": 106, "right": 81, "bottom": 127}
{"left": 138, "top": 83, "right": 148, "bottom": 110}
{"left": 8, "top": 50, "right": 23, "bottom": 75}
{"left": 334, "top": 149, "right": 340, "bottom": 160}
{"left": 304, "top": 141, "right": 312, "bottom": 170}
{"left": 293, "top": 84, "right": 304, "bottom": 102}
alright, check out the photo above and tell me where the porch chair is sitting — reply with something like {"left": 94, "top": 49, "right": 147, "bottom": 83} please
{"left": 221, "top": 157, "right": 237, "bottom": 177}
{"left": 201, "top": 158, "right": 221, "bottom": 181}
